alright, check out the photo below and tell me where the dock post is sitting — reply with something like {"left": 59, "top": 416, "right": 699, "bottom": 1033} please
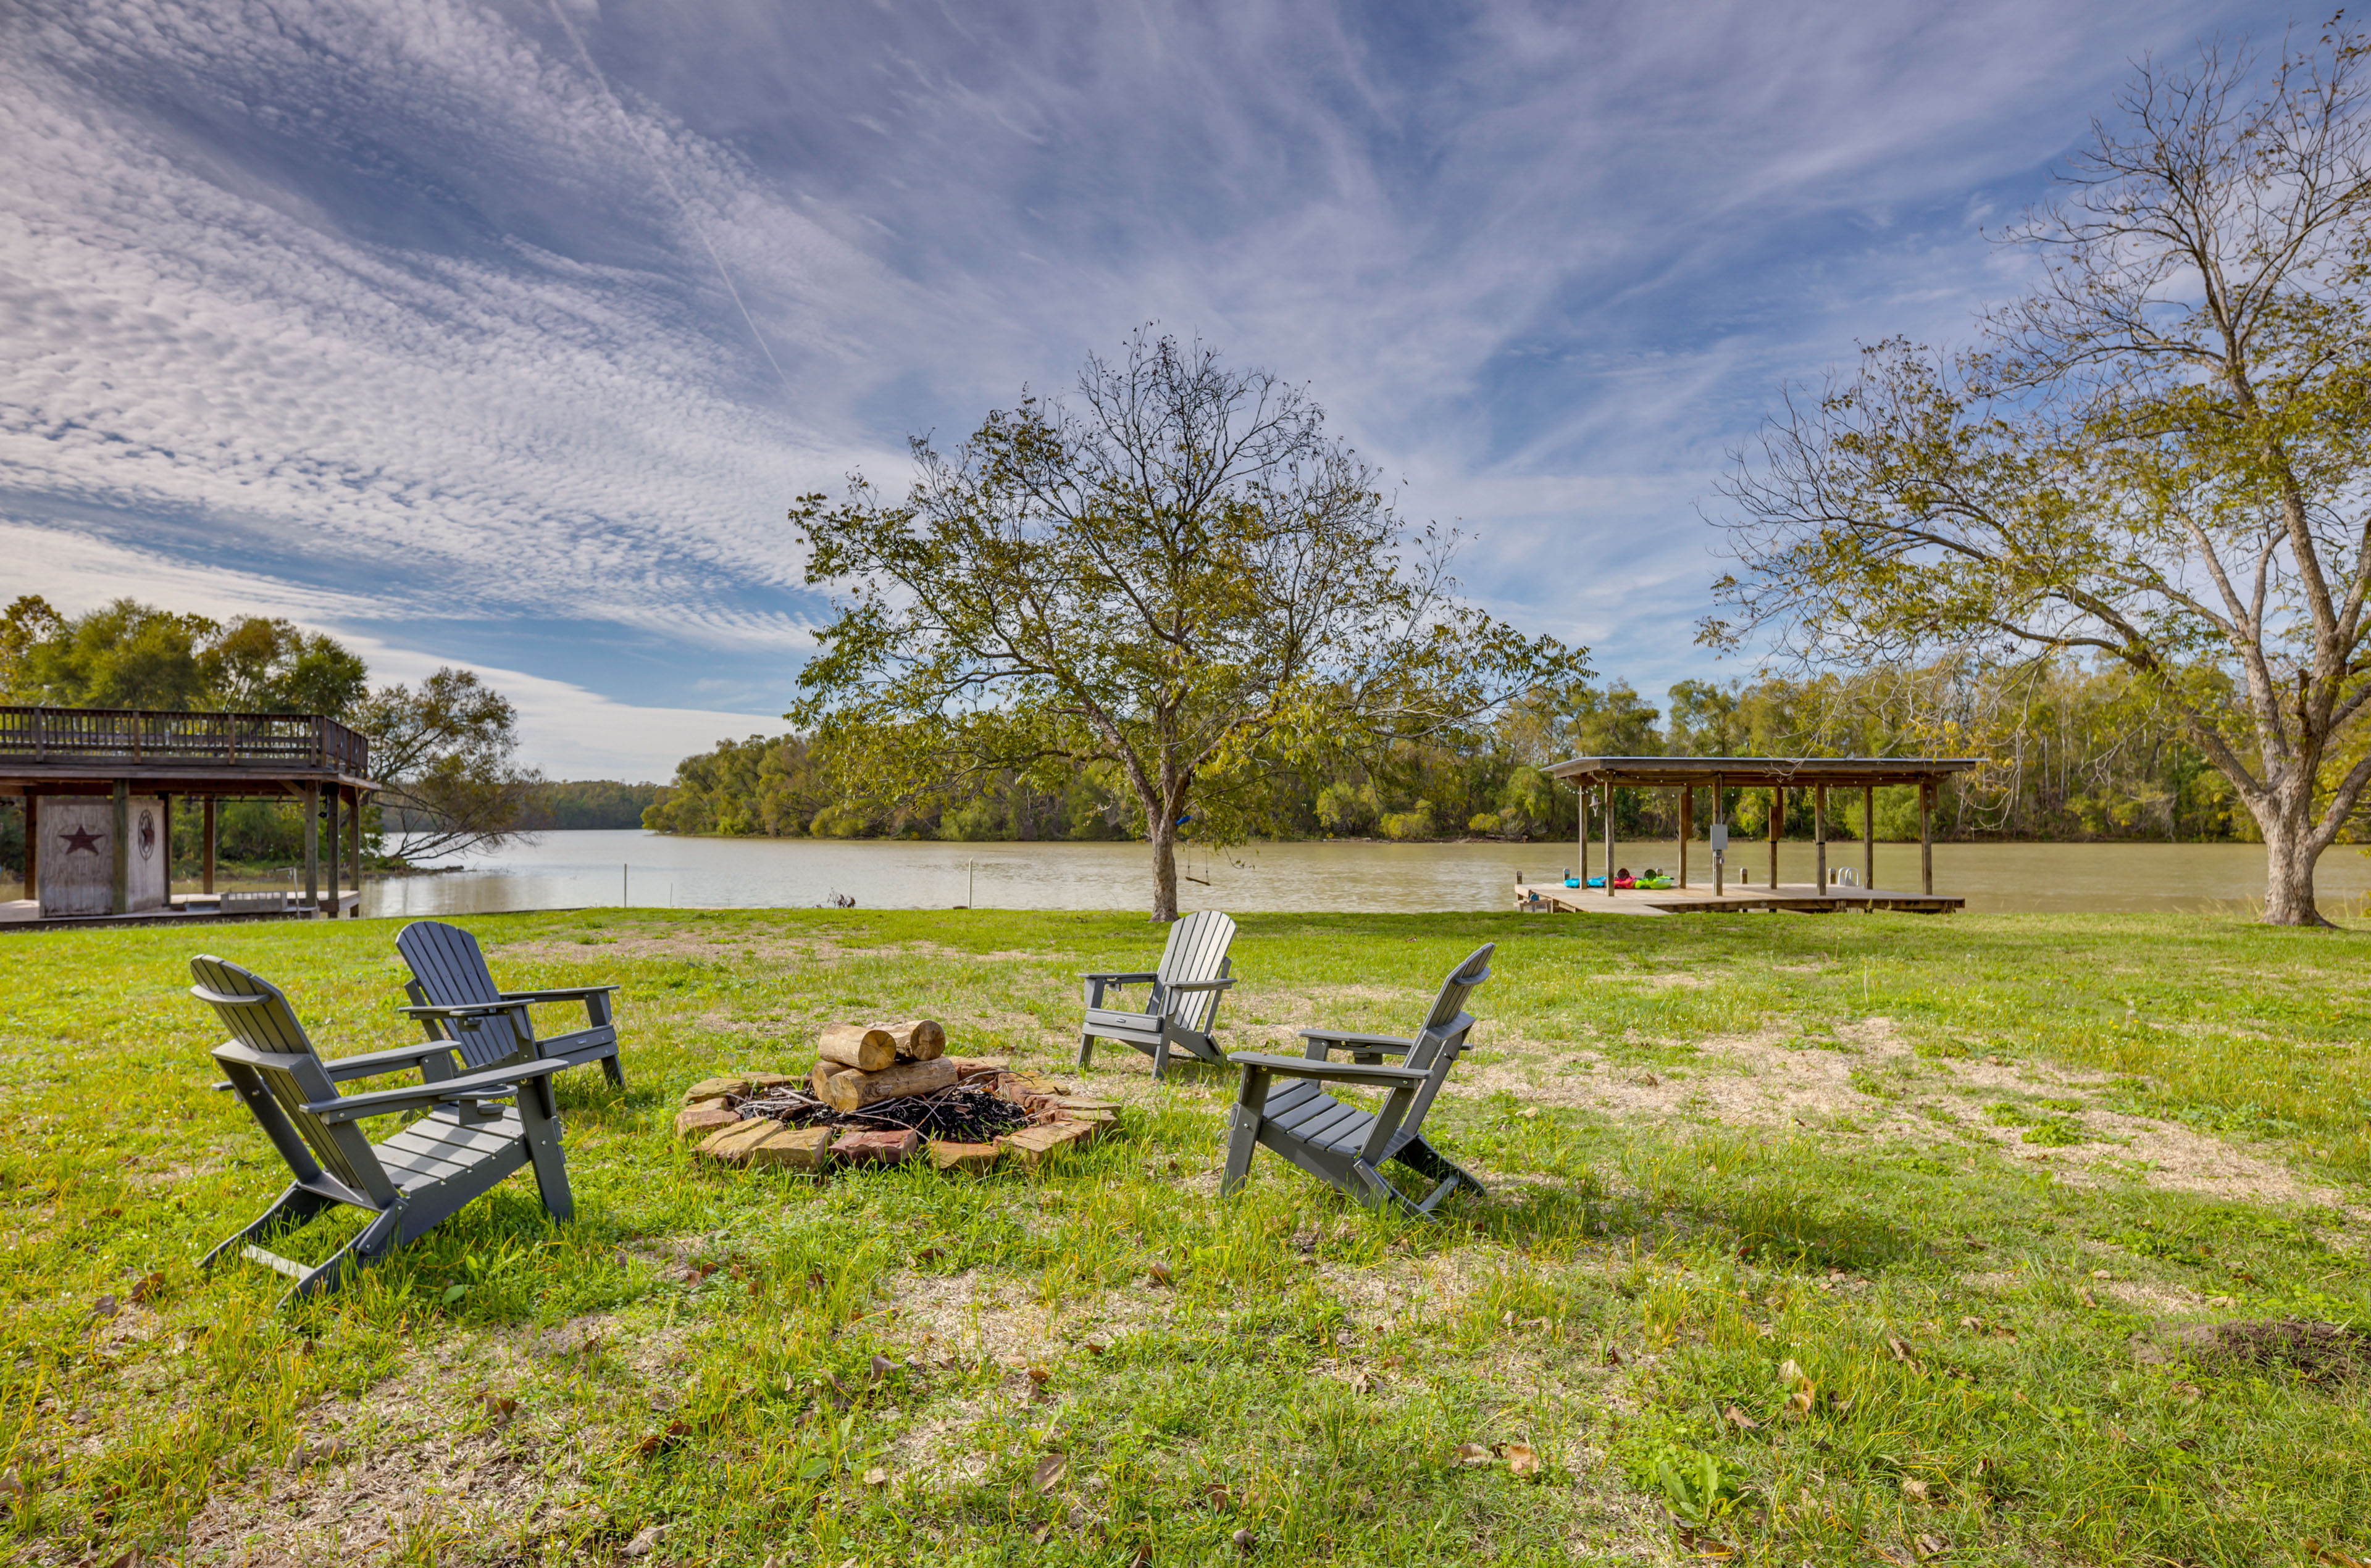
{"left": 22, "top": 794, "right": 36, "bottom": 905}
{"left": 1920, "top": 780, "right": 1934, "bottom": 895}
{"left": 112, "top": 780, "right": 130, "bottom": 915}
{"left": 203, "top": 796, "right": 216, "bottom": 893}
{"left": 349, "top": 786, "right": 364, "bottom": 917}
{"left": 1678, "top": 785, "right": 1691, "bottom": 888}
{"left": 1577, "top": 779, "right": 1587, "bottom": 891}
{"left": 1768, "top": 786, "right": 1781, "bottom": 891}
{"left": 1864, "top": 783, "right": 1875, "bottom": 893}
{"left": 161, "top": 793, "right": 172, "bottom": 906}
{"left": 1815, "top": 785, "right": 1828, "bottom": 893}
{"left": 303, "top": 782, "right": 320, "bottom": 917}
{"left": 1604, "top": 783, "right": 1615, "bottom": 897}
{"left": 1712, "top": 774, "right": 1723, "bottom": 896}
{"left": 324, "top": 785, "right": 340, "bottom": 915}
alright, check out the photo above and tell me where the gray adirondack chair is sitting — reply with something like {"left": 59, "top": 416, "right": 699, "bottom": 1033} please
{"left": 395, "top": 919, "right": 624, "bottom": 1088}
{"left": 1220, "top": 943, "right": 1494, "bottom": 1217}
{"left": 1077, "top": 909, "right": 1238, "bottom": 1079}
{"left": 193, "top": 955, "right": 572, "bottom": 1305}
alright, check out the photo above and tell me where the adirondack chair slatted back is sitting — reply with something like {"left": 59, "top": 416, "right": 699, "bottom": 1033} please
{"left": 1156, "top": 911, "right": 1237, "bottom": 1035}
{"left": 1397, "top": 943, "right": 1495, "bottom": 1133}
{"left": 396, "top": 921, "right": 524, "bottom": 1070}
{"left": 190, "top": 956, "right": 388, "bottom": 1199}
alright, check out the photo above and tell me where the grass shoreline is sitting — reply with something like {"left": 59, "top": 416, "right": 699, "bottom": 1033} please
{"left": 3, "top": 908, "right": 2366, "bottom": 1564}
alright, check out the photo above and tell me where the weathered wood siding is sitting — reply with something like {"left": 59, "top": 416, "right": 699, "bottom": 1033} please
{"left": 39, "top": 796, "right": 165, "bottom": 915}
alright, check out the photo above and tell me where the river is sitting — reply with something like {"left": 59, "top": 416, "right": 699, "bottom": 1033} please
{"left": 349, "top": 831, "right": 2371, "bottom": 919}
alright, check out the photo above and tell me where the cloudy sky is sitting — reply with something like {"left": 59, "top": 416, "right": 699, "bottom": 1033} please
{"left": 0, "top": 0, "right": 2286, "bottom": 778}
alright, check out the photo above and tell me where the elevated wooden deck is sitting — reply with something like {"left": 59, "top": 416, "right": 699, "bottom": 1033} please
{"left": 1514, "top": 880, "right": 1961, "bottom": 917}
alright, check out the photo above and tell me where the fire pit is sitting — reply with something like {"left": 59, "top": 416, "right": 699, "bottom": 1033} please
{"left": 674, "top": 1033, "right": 1117, "bottom": 1174}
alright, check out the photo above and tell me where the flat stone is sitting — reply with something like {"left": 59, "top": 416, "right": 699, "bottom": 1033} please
{"left": 674, "top": 1106, "right": 740, "bottom": 1140}
{"left": 948, "top": 1056, "right": 1011, "bottom": 1076}
{"left": 685, "top": 1076, "right": 753, "bottom": 1103}
{"left": 1003, "top": 1120, "right": 1099, "bottom": 1169}
{"left": 929, "top": 1140, "right": 1002, "bottom": 1175}
{"left": 745, "top": 1072, "right": 801, "bottom": 1091}
{"left": 1063, "top": 1107, "right": 1118, "bottom": 1125}
{"left": 832, "top": 1128, "right": 921, "bottom": 1167}
{"left": 746, "top": 1124, "right": 833, "bottom": 1171}
{"left": 1053, "top": 1097, "right": 1120, "bottom": 1113}
{"left": 696, "top": 1119, "right": 779, "bottom": 1164}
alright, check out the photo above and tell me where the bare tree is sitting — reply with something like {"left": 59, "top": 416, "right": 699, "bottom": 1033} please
{"left": 790, "top": 331, "right": 1582, "bottom": 920}
{"left": 353, "top": 669, "right": 542, "bottom": 863}
{"left": 1709, "top": 32, "right": 2371, "bottom": 924}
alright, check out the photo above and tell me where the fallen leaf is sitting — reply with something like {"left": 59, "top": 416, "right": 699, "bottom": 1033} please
{"left": 914, "top": 1246, "right": 946, "bottom": 1264}
{"left": 1202, "top": 1482, "right": 1234, "bottom": 1509}
{"left": 1129, "top": 1548, "right": 1153, "bottom": 1568}
{"left": 1147, "top": 1261, "right": 1174, "bottom": 1287}
{"left": 1031, "top": 1453, "right": 1066, "bottom": 1493}
{"left": 1602, "top": 1345, "right": 1625, "bottom": 1366}
{"left": 2077, "top": 1289, "right": 2101, "bottom": 1309}
{"left": 1901, "top": 1478, "right": 1930, "bottom": 1501}
{"left": 1027, "top": 1524, "right": 1053, "bottom": 1545}
{"left": 1452, "top": 1441, "right": 1493, "bottom": 1466}
{"left": 91, "top": 1294, "right": 120, "bottom": 1320}
{"left": 1778, "top": 1357, "right": 1805, "bottom": 1383}
{"left": 1026, "top": 1365, "right": 1052, "bottom": 1385}
{"left": 129, "top": 1272, "right": 165, "bottom": 1305}
{"left": 479, "top": 1390, "right": 518, "bottom": 1425}
{"left": 622, "top": 1524, "right": 667, "bottom": 1558}
{"left": 1082, "top": 1340, "right": 1107, "bottom": 1356}
{"left": 869, "top": 1353, "right": 903, "bottom": 1385}
{"left": 1503, "top": 1440, "right": 1539, "bottom": 1478}
{"left": 1232, "top": 1526, "right": 1257, "bottom": 1554}
{"left": 863, "top": 1466, "right": 888, "bottom": 1487}
{"left": 1958, "top": 1316, "right": 1983, "bottom": 1332}
{"left": 1723, "top": 1404, "right": 1759, "bottom": 1430}
{"left": 1884, "top": 1335, "right": 1915, "bottom": 1363}
{"left": 2309, "top": 1541, "right": 2371, "bottom": 1568}
{"left": 1349, "top": 1369, "right": 1375, "bottom": 1394}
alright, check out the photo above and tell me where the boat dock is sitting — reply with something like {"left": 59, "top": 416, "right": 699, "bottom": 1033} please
{"left": 1514, "top": 878, "right": 1961, "bottom": 917}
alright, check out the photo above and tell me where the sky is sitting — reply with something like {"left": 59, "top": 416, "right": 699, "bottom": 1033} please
{"left": 0, "top": 0, "right": 2293, "bottom": 779}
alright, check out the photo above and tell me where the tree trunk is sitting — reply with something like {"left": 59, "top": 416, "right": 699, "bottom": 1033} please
{"left": 2257, "top": 801, "right": 2333, "bottom": 928}
{"left": 1148, "top": 810, "right": 1178, "bottom": 922}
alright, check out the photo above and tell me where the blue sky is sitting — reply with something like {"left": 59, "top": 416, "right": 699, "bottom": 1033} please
{"left": 0, "top": 0, "right": 2285, "bottom": 778}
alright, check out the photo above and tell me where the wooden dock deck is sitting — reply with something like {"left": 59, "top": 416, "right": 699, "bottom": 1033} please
{"left": 1513, "top": 880, "right": 1962, "bottom": 917}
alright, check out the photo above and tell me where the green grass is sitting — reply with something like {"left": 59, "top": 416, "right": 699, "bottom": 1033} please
{"left": 3, "top": 908, "right": 2369, "bottom": 1565}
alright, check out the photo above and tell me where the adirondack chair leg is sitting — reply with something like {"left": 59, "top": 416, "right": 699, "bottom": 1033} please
{"left": 516, "top": 1079, "right": 574, "bottom": 1222}
{"left": 1349, "top": 1161, "right": 1413, "bottom": 1215}
{"left": 1220, "top": 1066, "right": 1269, "bottom": 1196}
{"left": 200, "top": 1183, "right": 331, "bottom": 1274}
{"left": 282, "top": 1206, "right": 405, "bottom": 1305}
{"left": 1151, "top": 1033, "right": 1172, "bottom": 1082}
{"left": 600, "top": 1051, "right": 625, "bottom": 1090}
{"left": 1394, "top": 1137, "right": 1487, "bottom": 1198}
{"left": 1076, "top": 1031, "right": 1096, "bottom": 1073}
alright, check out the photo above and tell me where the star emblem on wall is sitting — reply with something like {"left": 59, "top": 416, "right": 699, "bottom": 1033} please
{"left": 59, "top": 825, "right": 104, "bottom": 855}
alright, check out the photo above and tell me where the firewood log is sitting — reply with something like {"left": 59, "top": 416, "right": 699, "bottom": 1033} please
{"left": 823, "top": 1056, "right": 958, "bottom": 1112}
{"left": 879, "top": 1019, "right": 947, "bottom": 1061}
{"left": 810, "top": 1060, "right": 859, "bottom": 1099}
{"left": 818, "top": 1023, "right": 897, "bottom": 1072}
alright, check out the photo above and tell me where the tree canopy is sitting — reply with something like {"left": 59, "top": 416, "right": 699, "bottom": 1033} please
{"left": 787, "top": 332, "right": 1584, "bottom": 919}
{"left": 1710, "top": 31, "right": 2371, "bottom": 924}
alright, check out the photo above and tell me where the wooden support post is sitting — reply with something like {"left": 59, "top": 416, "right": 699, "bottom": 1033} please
{"left": 1678, "top": 785, "right": 1692, "bottom": 888}
{"left": 112, "top": 779, "right": 130, "bottom": 916}
{"left": 349, "top": 788, "right": 364, "bottom": 917}
{"left": 1814, "top": 784, "right": 1828, "bottom": 893}
{"left": 1576, "top": 781, "right": 1587, "bottom": 891}
{"left": 203, "top": 796, "right": 217, "bottom": 894}
{"left": 21, "top": 794, "right": 36, "bottom": 904}
{"left": 303, "top": 782, "right": 320, "bottom": 919}
{"left": 325, "top": 785, "right": 340, "bottom": 915}
{"left": 1920, "top": 780, "right": 1934, "bottom": 895}
{"left": 1768, "top": 786, "right": 1781, "bottom": 891}
{"left": 1604, "top": 783, "right": 1615, "bottom": 896}
{"left": 1864, "top": 783, "right": 1875, "bottom": 893}
{"left": 1712, "top": 774, "right": 1724, "bottom": 896}
{"left": 161, "top": 793, "right": 172, "bottom": 906}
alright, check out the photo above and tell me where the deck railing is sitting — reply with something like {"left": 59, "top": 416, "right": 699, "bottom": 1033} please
{"left": 0, "top": 706, "right": 370, "bottom": 777}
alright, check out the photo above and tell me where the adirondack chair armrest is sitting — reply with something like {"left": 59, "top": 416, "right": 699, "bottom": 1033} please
{"left": 320, "top": 1040, "right": 464, "bottom": 1083}
{"left": 497, "top": 986, "right": 621, "bottom": 1003}
{"left": 1082, "top": 970, "right": 1160, "bottom": 1007}
{"left": 395, "top": 1000, "right": 530, "bottom": 1033}
{"left": 307, "top": 1058, "right": 567, "bottom": 1124}
{"left": 1226, "top": 1052, "right": 1431, "bottom": 1090}
{"left": 1296, "top": 1029, "right": 1415, "bottom": 1061}
{"left": 1163, "top": 977, "right": 1236, "bottom": 993}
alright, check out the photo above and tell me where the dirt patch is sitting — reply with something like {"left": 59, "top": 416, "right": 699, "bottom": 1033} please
{"left": 2139, "top": 1319, "right": 2371, "bottom": 1382}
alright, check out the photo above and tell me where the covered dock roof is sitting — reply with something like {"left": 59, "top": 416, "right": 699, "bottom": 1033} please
{"left": 1542, "top": 755, "right": 1981, "bottom": 788}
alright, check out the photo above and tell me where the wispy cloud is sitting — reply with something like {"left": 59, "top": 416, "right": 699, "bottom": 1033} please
{"left": 0, "top": 0, "right": 2266, "bottom": 772}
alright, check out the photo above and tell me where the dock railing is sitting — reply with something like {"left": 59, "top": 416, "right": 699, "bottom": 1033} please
{"left": 0, "top": 706, "right": 370, "bottom": 777}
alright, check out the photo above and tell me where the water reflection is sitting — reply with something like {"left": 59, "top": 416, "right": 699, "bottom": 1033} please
{"left": 354, "top": 831, "right": 2371, "bottom": 918}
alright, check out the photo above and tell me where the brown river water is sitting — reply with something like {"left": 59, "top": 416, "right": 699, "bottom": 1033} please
{"left": 342, "top": 830, "right": 2371, "bottom": 919}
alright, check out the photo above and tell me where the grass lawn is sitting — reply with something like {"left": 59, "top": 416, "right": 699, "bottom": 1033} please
{"left": 3, "top": 907, "right": 2369, "bottom": 1566}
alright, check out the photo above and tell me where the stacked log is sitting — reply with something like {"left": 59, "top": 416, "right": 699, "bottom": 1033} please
{"left": 816, "top": 1019, "right": 953, "bottom": 1111}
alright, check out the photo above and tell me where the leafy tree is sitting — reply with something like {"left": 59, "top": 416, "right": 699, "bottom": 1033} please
{"left": 1, "top": 594, "right": 366, "bottom": 716}
{"left": 788, "top": 332, "right": 1584, "bottom": 919}
{"left": 349, "top": 669, "right": 540, "bottom": 862}
{"left": 1710, "top": 33, "right": 2371, "bottom": 924}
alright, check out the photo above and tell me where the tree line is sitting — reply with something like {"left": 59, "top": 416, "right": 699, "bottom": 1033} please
{"left": 642, "top": 656, "right": 2273, "bottom": 848}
